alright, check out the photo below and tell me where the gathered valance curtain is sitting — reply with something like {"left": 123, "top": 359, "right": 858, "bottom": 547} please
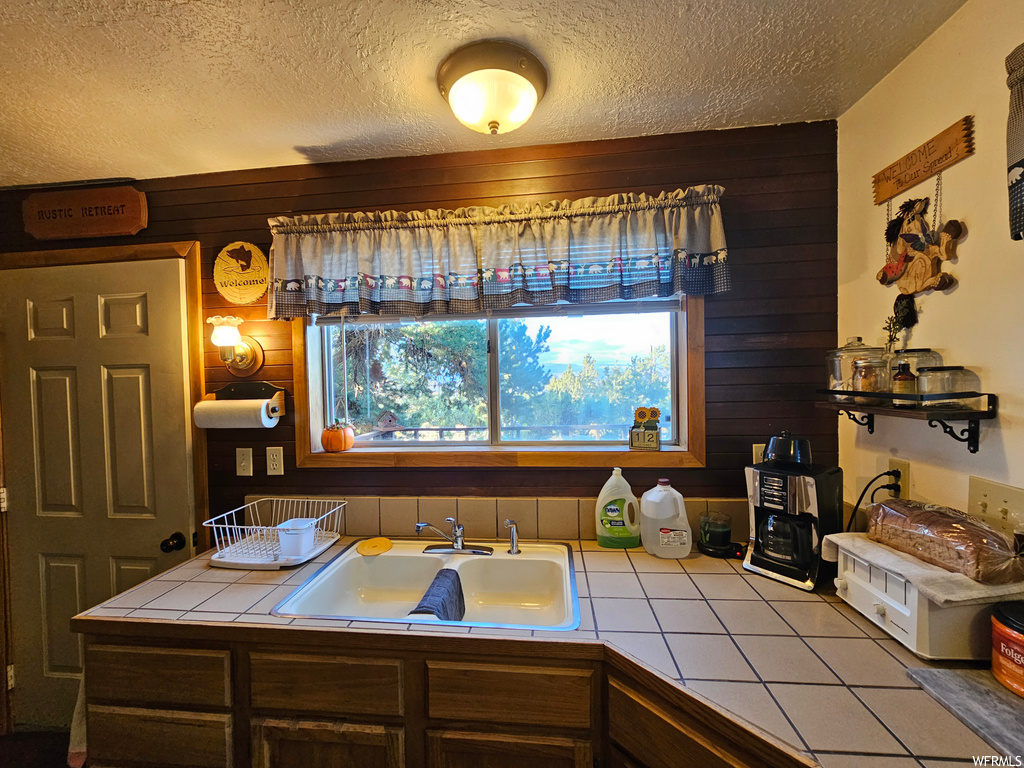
{"left": 267, "top": 185, "right": 729, "bottom": 319}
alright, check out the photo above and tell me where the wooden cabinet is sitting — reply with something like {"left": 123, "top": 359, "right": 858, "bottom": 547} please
{"left": 84, "top": 644, "right": 234, "bottom": 767}
{"left": 426, "top": 729, "right": 592, "bottom": 768}
{"left": 86, "top": 644, "right": 231, "bottom": 709}
{"left": 252, "top": 718, "right": 403, "bottom": 768}
{"left": 250, "top": 652, "right": 403, "bottom": 717}
{"left": 607, "top": 677, "right": 814, "bottom": 768}
{"left": 76, "top": 627, "right": 813, "bottom": 768}
{"left": 88, "top": 704, "right": 233, "bottom": 768}
{"left": 426, "top": 661, "right": 592, "bottom": 729}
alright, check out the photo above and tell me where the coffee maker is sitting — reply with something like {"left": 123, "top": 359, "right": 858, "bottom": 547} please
{"left": 743, "top": 432, "right": 842, "bottom": 591}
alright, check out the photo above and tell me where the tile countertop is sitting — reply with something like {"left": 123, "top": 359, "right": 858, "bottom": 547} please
{"left": 79, "top": 539, "right": 997, "bottom": 768}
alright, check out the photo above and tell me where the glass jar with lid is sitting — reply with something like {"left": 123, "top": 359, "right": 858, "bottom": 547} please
{"left": 827, "top": 337, "right": 885, "bottom": 402}
{"left": 918, "top": 366, "right": 983, "bottom": 409}
{"left": 883, "top": 348, "right": 942, "bottom": 378}
{"left": 852, "top": 359, "right": 890, "bottom": 404}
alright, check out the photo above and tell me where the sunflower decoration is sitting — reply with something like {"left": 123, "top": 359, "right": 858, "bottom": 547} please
{"left": 632, "top": 406, "right": 661, "bottom": 429}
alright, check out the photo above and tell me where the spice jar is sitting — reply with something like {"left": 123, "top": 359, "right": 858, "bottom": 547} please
{"left": 852, "top": 359, "right": 889, "bottom": 404}
{"left": 891, "top": 362, "right": 918, "bottom": 408}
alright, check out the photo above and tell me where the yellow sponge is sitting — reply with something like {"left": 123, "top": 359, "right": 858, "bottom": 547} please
{"left": 356, "top": 537, "right": 393, "bottom": 556}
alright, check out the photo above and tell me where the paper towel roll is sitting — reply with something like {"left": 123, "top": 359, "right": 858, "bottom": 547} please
{"left": 193, "top": 399, "right": 280, "bottom": 429}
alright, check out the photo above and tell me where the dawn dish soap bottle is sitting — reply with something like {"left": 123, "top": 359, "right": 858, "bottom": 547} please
{"left": 640, "top": 478, "right": 691, "bottom": 558}
{"left": 595, "top": 467, "right": 641, "bottom": 548}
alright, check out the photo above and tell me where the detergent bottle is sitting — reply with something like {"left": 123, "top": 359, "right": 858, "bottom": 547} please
{"left": 640, "top": 479, "right": 691, "bottom": 558}
{"left": 595, "top": 468, "right": 641, "bottom": 548}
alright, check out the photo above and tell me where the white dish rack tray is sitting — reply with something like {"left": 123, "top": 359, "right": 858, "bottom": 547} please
{"left": 203, "top": 498, "right": 345, "bottom": 570}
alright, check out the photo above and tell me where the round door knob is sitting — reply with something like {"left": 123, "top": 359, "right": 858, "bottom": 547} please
{"left": 834, "top": 577, "right": 848, "bottom": 591}
{"left": 872, "top": 602, "right": 886, "bottom": 617}
{"left": 160, "top": 532, "right": 187, "bottom": 553}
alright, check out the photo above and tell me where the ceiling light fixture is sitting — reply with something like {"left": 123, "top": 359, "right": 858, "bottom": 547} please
{"left": 436, "top": 40, "right": 548, "bottom": 136}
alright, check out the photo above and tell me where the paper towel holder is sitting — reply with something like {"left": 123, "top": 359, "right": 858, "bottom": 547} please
{"left": 207, "top": 315, "right": 264, "bottom": 377}
{"left": 204, "top": 382, "right": 286, "bottom": 418}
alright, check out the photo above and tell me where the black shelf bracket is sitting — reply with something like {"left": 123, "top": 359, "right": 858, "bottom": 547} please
{"left": 927, "top": 418, "right": 981, "bottom": 454}
{"left": 840, "top": 410, "right": 874, "bottom": 434}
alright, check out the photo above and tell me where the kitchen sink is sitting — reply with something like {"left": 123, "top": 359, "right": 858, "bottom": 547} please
{"left": 272, "top": 539, "right": 580, "bottom": 630}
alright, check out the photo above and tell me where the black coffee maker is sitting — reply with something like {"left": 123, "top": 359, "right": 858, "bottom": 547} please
{"left": 742, "top": 432, "right": 842, "bottom": 591}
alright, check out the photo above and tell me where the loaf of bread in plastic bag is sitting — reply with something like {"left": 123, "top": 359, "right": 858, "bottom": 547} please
{"left": 867, "top": 498, "right": 1024, "bottom": 583}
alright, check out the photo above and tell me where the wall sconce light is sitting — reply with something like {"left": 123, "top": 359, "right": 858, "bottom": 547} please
{"left": 207, "top": 315, "right": 264, "bottom": 377}
{"left": 436, "top": 40, "right": 548, "bottom": 135}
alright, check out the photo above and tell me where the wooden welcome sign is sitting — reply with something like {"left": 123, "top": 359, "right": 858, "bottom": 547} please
{"left": 872, "top": 116, "right": 975, "bottom": 205}
{"left": 22, "top": 185, "right": 148, "bottom": 240}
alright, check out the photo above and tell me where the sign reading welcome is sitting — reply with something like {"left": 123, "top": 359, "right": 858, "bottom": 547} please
{"left": 22, "top": 185, "right": 148, "bottom": 240}
{"left": 872, "top": 116, "right": 975, "bottom": 205}
{"left": 213, "top": 242, "right": 269, "bottom": 304}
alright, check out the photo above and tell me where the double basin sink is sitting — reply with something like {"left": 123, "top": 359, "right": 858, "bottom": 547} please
{"left": 273, "top": 539, "right": 580, "bottom": 631}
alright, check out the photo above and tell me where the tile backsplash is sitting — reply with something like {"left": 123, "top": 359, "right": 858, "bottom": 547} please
{"left": 247, "top": 495, "right": 749, "bottom": 543}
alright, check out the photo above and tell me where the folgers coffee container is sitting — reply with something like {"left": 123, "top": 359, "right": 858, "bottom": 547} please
{"left": 992, "top": 601, "right": 1024, "bottom": 698}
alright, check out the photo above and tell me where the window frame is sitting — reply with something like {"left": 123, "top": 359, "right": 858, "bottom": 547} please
{"left": 293, "top": 295, "right": 706, "bottom": 469}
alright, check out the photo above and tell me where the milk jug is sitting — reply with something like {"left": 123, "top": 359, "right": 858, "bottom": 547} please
{"left": 640, "top": 479, "right": 691, "bottom": 558}
{"left": 595, "top": 468, "right": 641, "bottom": 548}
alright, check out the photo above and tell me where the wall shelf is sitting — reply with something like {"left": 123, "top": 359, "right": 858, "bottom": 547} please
{"left": 815, "top": 390, "right": 998, "bottom": 454}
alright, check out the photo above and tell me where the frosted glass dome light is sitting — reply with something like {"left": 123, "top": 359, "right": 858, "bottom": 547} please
{"left": 438, "top": 41, "right": 547, "bottom": 136}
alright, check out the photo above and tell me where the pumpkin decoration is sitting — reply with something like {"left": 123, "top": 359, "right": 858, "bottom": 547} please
{"left": 321, "top": 421, "right": 355, "bottom": 452}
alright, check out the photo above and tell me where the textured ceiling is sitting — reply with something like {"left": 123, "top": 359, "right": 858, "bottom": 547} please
{"left": 0, "top": 0, "right": 967, "bottom": 187}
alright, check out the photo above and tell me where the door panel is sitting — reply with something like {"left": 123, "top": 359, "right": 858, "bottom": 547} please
{"left": 102, "top": 365, "right": 156, "bottom": 516}
{"left": 31, "top": 368, "right": 82, "bottom": 515}
{"left": 0, "top": 258, "right": 195, "bottom": 726}
{"left": 40, "top": 555, "right": 86, "bottom": 676}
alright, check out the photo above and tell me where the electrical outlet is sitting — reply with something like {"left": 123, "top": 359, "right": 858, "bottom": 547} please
{"left": 752, "top": 443, "right": 765, "bottom": 464}
{"left": 267, "top": 447, "right": 284, "bottom": 476}
{"left": 236, "top": 448, "right": 252, "bottom": 477}
{"left": 967, "top": 476, "right": 1024, "bottom": 536}
{"left": 888, "top": 458, "right": 910, "bottom": 499}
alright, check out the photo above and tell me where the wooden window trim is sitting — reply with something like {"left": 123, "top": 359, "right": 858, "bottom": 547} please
{"left": 292, "top": 297, "right": 705, "bottom": 469}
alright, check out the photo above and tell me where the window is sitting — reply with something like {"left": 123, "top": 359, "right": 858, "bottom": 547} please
{"left": 319, "top": 302, "right": 683, "bottom": 447}
{"left": 295, "top": 296, "right": 705, "bottom": 468}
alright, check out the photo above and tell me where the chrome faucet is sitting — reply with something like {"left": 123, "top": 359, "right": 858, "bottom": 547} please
{"left": 414, "top": 517, "right": 493, "bottom": 555}
{"left": 415, "top": 517, "right": 464, "bottom": 549}
{"left": 505, "top": 519, "right": 520, "bottom": 555}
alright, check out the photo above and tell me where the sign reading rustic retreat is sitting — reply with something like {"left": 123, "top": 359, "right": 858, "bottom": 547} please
{"left": 213, "top": 242, "right": 269, "bottom": 304}
{"left": 22, "top": 185, "right": 147, "bottom": 240}
{"left": 873, "top": 116, "right": 975, "bottom": 205}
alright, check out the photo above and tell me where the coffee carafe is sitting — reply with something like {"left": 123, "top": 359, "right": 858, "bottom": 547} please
{"left": 743, "top": 432, "right": 842, "bottom": 591}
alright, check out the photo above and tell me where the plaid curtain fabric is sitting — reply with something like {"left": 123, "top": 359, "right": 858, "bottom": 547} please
{"left": 1007, "top": 41, "right": 1024, "bottom": 240}
{"left": 267, "top": 186, "right": 729, "bottom": 319}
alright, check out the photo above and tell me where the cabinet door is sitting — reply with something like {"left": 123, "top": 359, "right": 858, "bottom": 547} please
{"left": 426, "top": 730, "right": 592, "bottom": 768}
{"left": 252, "top": 718, "right": 403, "bottom": 768}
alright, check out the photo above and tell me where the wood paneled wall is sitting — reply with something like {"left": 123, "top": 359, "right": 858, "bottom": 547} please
{"left": 0, "top": 122, "right": 838, "bottom": 517}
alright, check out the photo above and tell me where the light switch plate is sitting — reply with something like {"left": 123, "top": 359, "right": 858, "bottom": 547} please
{"left": 967, "top": 476, "right": 1024, "bottom": 536}
{"left": 236, "top": 448, "right": 252, "bottom": 477}
{"left": 267, "top": 447, "right": 284, "bottom": 476}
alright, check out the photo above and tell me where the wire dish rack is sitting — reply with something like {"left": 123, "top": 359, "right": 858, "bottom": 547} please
{"left": 203, "top": 498, "right": 345, "bottom": 570}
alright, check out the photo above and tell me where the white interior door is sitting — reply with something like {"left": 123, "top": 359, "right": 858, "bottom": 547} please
{"left": 0, "top": 257, "right": 195, "bottom": 726}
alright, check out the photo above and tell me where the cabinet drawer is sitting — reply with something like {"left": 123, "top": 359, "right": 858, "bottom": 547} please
{"left": 88, "top": 704, "right": 232, "bottom": 768}
{"left": 250, "top": 652, "right": 403, "bottom": 717}
{"left": 427, "top": 662, "right": 592, "bottom": 728}
{"left": 86, "top": 645, "right": 231, "bottom": 708}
